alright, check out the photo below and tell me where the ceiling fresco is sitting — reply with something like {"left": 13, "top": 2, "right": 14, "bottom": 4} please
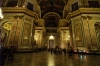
{"left": 37, "top": 0, "right": 68, "bottom": 18}
{"left": 37, "top": 0, "right": 68, "bottom": 33}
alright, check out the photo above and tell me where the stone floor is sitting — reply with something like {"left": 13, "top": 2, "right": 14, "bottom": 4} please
{"left": 4, "top": 51, "right": 100, "bottom": 66}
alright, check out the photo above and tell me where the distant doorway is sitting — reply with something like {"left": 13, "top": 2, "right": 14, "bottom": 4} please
{"left": 49, "top": 40, "right": 54, "bottom": 49}
{"left": 48, "top": 35, "right": 54, "bottom": 49}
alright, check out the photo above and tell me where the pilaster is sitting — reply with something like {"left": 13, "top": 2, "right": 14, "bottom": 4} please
{"left": 35, "top": 27, "right": 45, "bottom": 48}
{"left": 57, "top": 27, "right": 69, "bottom": 49}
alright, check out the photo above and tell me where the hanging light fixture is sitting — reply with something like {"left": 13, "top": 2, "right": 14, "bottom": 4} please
{"left": 49, "top": 34, "right": 54, "bottom": 40}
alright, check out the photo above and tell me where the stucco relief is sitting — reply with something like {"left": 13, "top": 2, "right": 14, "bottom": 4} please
{"left": 14, "top": 20, "right": 23, "bottom": 47}
{"left": 74, "top": 23, "right": 84, "bottom": 47}
{"left": 82, "top": 16, "right": 92, "bottom": 49}
{"left": 21, "top": 22, "right": 31, "bottom": 46}
{"left": 8, "top": 20, "right": 17, "bottom": 45}
{"left": 71, "top": 16, "right": 82, "bottom": 24}
{"left": 95, "top": 22, "right": 100, "bottom": 49}
{"left": 92, "top": 17, "right": 100, "bottom": 20}
{"left": 71, "top": 16, "right": 84, "bottom": 47}
{"left": 59, "top": 19, "right": 67, "bottom": 27}
{"left": 82, "top": 15, "right": 100, "bottom": 50}
{"left": 25, "top": 17, "right": 32, "bottom": 22}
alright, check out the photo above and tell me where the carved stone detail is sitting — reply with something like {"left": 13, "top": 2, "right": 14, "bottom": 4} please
{"left": 82, "top": 16, "right": 92, "bottom": 20}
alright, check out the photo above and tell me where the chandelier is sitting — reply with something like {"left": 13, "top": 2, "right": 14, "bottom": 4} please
{"left": 49, "top": 34, "right": 54, "bottom": 40}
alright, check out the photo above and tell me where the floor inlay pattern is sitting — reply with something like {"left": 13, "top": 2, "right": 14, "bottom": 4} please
{"left": 4, "top": 51, "right": 100, "bottom": 66}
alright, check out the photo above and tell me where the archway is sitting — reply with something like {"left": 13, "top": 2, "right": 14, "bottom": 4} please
{"left": 49, "top": 35, "right": 54, "bottom": 50}
{"left": 0, "top": 21, "right": 12, "bottom": 46}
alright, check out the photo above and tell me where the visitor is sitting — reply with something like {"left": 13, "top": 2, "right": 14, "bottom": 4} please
{"left": 2, "top": 46, "right": 8, "bottom": 66}
{"left": 63, "top": 48, "right": 67, "bottom": 57}
{"left": 8, "top": 46, "right": 14, "bottom": 62}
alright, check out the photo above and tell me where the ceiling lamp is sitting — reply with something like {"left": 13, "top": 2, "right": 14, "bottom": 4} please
{"left": 49, "top": 34, "right": 54, "bottom": 40}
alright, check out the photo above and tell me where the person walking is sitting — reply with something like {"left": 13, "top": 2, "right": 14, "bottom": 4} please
{"left": 8, "top": 46, "right": 14, "bottom": 62}
{"left": 63, "top": 48, "right": 67, "bottom": 57}
{"left": 2, "top": 46, "right": 8, "bottom": 66}
{"left": 51, "top": 48, "right": 53, "bottom": 55}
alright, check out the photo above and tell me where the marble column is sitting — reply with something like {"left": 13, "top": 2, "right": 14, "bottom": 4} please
{"left": 58, "top": 27, "right": 69, "bottom": 49}
{"left": 35, "top": 30, "right": 44, "bottom": 48}
{"left": 82, "top": 16, "right": 98, "bottom": 51}
{"left": 7, "top": 15, "right": 24, "bottom": 50}
{"left": 38, "top": 31, "right": 41, "bottom": 48}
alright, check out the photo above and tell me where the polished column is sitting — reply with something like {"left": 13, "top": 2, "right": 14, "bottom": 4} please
{"left": 7, "top": 15, "right": 23, "bottom": 49}
{"left": 58, "top": 27, "right": 69, "bottom": 49}
{"left": 0, "top": 8, "right": 4, "bottom": 45}
{"left": 0, "top": 8, "right": 3, "bottom": 66}
{"left": 35, "top": 30, "right": 44, "bottom": 49}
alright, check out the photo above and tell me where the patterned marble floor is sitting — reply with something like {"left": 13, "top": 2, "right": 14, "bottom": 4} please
{"left": 4, "top": 51, "right": 100, "bottom": 66}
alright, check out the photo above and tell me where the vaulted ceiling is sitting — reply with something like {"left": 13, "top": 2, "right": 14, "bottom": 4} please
{"left": 37, "top": 0, "right": 68, "bottom": 18}
{"left": 37, "top": 0, "right": 68, "bottom": 33}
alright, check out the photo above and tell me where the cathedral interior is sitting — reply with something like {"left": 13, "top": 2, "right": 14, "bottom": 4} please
{"left": 0, "top": 0, "right": 100, "bottom": 52}
{"left": 1, "top": 0, "right": 100, "bottom": 66}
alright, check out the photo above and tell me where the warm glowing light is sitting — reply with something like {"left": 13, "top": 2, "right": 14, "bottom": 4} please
{"left": 0, "top": 8, "right": 3, "bottom": 19}
{"left": 3, "top": 22, "right": 11, "bottom": 30}
{"left": 49, "top": 35, "right": 54, "bottom": 40}
{"left": 24, "top": 36, "right": 28, "bottom": 39}
{"left": 68, "top": 36, "right": 70, "bottom": 38}
{"left": 34, "top": 35, "right": 37, "bottom": 40}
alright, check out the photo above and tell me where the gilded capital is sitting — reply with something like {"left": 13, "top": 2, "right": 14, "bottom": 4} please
{"left": 82, "top": 16, "right": 92, "bottom": 20}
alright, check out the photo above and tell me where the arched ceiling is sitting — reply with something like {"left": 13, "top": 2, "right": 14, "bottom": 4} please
{"left": 43, "top": 12, "right": 61, "bottom": 27}
{"left": 37, "top": 0, "right": 68, "bottom": 18}
{"left": 37, "top": 0, "right": 68, "bottom": 33}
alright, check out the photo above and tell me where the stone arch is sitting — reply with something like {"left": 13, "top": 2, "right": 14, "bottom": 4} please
{"left": 63, "top": 5, "right": 69, "bottom": 18}
{"left": 0, "top": 21, "right": 12, "bottom": 31}
{"left": 43, "top": 12, "right": 61, "bottom": 27}
{"left": 0, "top": 21, "right": 12, "bottom": 45}
{"left": 43, "top": 12, "right": 61, "bottom": 19}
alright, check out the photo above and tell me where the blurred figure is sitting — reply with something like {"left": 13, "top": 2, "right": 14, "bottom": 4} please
{"left": 77, "top": 48, "right": 80, "bottom": 57}
{"left": 8, "top": 46, "right": 14, "bottom": 62}
{"left": 2, "top": 46, "right": 8, "bottom": 66}
{"left": 63, "top": 48, "right": 67, "bottom": 57}
{"left": 0, "top": 45, "right": 3, "bottom": 66}
{"left": 69, "top": 46, "right": 72, "bottom": 56}
{"left": 68, "top": 46, "right": 73, "bottom": 56}
{"left": 50, "top": 48, "right": 53, "bottom": 55}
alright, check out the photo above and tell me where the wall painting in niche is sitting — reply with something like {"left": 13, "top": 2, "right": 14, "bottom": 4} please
{"left": 27, "top": 2, "right": 34, "bottom": 11}
{"left": 72, "top": 2, "right": 78, "bottom": 11}
{"left": 88, "top": 1, "right": 100, "bottom": 8}
{"left": 74, "top": 24, "right": 84, "bottom": 47}
{"left": 6, "top": 0, "right": 18, "bottom": 7}
{"left": 94, "top": 22, "right": 100, "bottom": 49}
{"left": 21, "top": 23, "right": 31, "bottom": 46}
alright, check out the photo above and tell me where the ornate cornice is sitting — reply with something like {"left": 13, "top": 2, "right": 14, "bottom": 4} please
{"left": 66, "top": 8, "right": 100, "bottom": 23}
{"left": 57, "top": 27, "right": 69, "bottom": 32}
{"left": 35, "top": 26, "right": 46, "bottom": 32}
{"left": 1, "top": 7, "right": 39, "bottom": 20}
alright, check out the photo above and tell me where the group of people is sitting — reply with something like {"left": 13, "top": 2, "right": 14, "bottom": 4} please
{"left": 1, "top": 46, "right": 14, "bottom": 66}
{"left": 50, "top": 48, "right": 62, "bottom": 55}
{"left": 50, "top": 46, "right": 74, "bottom": 56}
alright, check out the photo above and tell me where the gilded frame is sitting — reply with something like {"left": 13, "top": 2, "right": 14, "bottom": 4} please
{"left": 21, "top": 22, "right": 31, "bottom": 46}
{"left": 74, "top": 23, "right": 84, "bottom": 47}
